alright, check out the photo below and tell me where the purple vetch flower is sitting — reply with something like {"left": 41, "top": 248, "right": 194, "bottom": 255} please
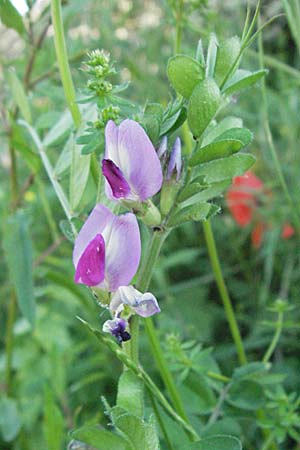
{"left": 110, "top": 285, "right": 160, "bottom": 318}
{"left": 73, "top": 204, "right": 141, "bottom": 291}
{"left": 166, "top": 137, "right": 182, "bottom": 181}
{"left": 102, "top": 119, "right": 163, "bottom": 202}
{"left": 102, "top": 317, "right": 131, "bottom": 343}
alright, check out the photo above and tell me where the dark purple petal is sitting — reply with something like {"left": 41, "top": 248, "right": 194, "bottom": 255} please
{"left": 102, "top": 159, "right": 131, "bottom": 199}
{"left": 102, "top": 318, "right": 131, "bottom": 343}
{"left": 74, "top": 234, "right": 105, "bottom": 286}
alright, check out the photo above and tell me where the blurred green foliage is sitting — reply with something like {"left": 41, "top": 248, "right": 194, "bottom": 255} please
{"left": 1, "top": 0, "right": 300, "bottom": 449}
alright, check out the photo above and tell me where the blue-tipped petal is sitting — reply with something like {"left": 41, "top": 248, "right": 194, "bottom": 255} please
{"left": 102, "top": 318, "right": 131, "bottom": 343}
{"left": 157, "top": 136, "right": 168, "bottom": 158}
{"left": 110, "top": 285, "right": 160, "bottom": 318}
{"left": 166, "top": 137, "right": 182, "bottom": 181}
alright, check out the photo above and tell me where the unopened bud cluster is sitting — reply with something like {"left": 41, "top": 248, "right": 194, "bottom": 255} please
{"left": 84, "top": 49, "right": 116, "bottom": 97}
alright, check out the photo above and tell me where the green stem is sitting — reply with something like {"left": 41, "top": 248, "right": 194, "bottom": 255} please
{"left": 36, "top": 175, "right": 60, "bottom": 242}
{"left": 50, "top": 0, "right": 81, "bottom": 128}
{"left": 80, "top": 317, "right": 199, "bottom": 441}
{"left": 130, "top": 229, "right": 191, "bottom": 426}
{"left": 260, "top": 432, "right": 275, "bottom": 450}
{"left": 50, "top": 0, "right": 100, "bottom": 188}
{"left": 262, "top": 311, "right": 283, "bottom": 363}
{"left": 174, "top": 0, "right": 184, "bottom": 54}
{"left": 257, "top": 15, "right": 300, "bottom": 237}
{"left": 202, "top": 220, "right": 247, "bottom": 365}
{"left": 5, "top": 145, "right": 19, "bottom": 394}
{"left": 149, "top": 393, "right": 175, "bottom": 450}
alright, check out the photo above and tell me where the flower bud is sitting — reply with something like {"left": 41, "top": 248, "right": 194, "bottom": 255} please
{"left": 103, "top": 318, "right": 131, "bottom": 343}
{"left": 160, "top": 137, "right": 183, "bottom": 216}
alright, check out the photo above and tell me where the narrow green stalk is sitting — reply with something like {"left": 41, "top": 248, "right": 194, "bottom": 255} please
{"left": 5, "top": 145, "right": 19, "bottom": 394}
{"left": 80, "top": 317, "right": 199, "bottom": 441}
{"left": 50, "top": 0, "right": 81, "bottom": 128}
{"left": 202, "top": 220, "right": 247, "bottom": 365}
{"left": 257, "top": 16, "right": 300, "bottom": 237}
{"left": 9, "top": 145, "right": 19, "bottom": 206}
{"left": 131, "top": 229, "right": 191, "bottom": 424}
{"left": 207, "top": 371, "right": 230, "bottom": 383}
{"left": 262, "top": 311, "right": 284, "bottom": 363}
{"left": 247, "top": 49, "right": 300, "bottom": 82}
{"left": 174, "top": 0, "right": 184, "bottom": 54}
{"left": 149, "top": 393, "right": 175, "bottom": 450}
{"left": 50, "top": 0, "right": 100, "bottom": 188}
{"left": 36, "top": 175, "right": 60, "bottom": 242}
{"left": 261, "top": 432, "right": 275, "bottom": 450}
{"left": 5, "top": 292, "right": 16, "bottom": 395}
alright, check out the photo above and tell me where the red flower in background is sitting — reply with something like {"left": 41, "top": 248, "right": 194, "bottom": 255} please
{"left": 281, "top": 223, "right": 295, "bottom": 239}
{"left": 226, "top": 171, "right": 297, "bottom": 248}
{"left": 226, "top": 171, "right": 264, "bottom": 227}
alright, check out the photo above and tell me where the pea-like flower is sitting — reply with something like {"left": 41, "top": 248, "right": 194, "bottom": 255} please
{"left": 110, "top": 285, "right": 160, "bottom": 318}
{"left": 102, "top": 318, "right": 130, "bottom": 343}
{"left": 102, "top": 119, "right": 163, "bottom": 202}
{"left": 73, "top": 204, "right": 141, "bottom": 291}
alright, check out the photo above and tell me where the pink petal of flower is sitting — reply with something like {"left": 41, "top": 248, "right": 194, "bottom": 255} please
{"left": 102, "top": 213, "right": 141, "bottom": 291}
{"left": 105, "top": 119, "right": 163, "bottom": 201}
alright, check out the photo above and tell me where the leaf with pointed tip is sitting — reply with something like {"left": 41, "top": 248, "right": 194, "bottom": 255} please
{"left": 180, "top": 180, "right": 231, "bottom": 206}
{"left": 0, "top": 0, "right": 26, "bottom": 35}
{"left": 72, "top": 426, "right": 131, "bottom": 450}
{"left": 69, "top": 135, "right": 91, "bottom": 211}
{"left": 193, "top": 153, "right": 256, "bottom": 184}
{"left": 182, "top": 435, "right": 242, "bottom": 450}
{"left": 6, "top": 69, "right": 32, "bottom": 123}
{"left": 223, "top": 69, "right": 268, "bottom": 95}
{"left": 3, "top": 211, "right": 35, "bottom": 327}
{"left": 169, "top": 202, "right": 213, "bottom": 227}
{"left": 190, "top": 128, "right": 253, "bottom": 166}
{"left": 205, "top": 33, "right": 218, "bottom": 78}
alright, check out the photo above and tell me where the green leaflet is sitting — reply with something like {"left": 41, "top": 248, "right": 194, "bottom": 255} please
{"left": 72, "top": 425, "right": 131, "bottom": 450}
{"left": 69, "top": 134, "right": 91, "bottom": 212}
{"left": 3, "top": 211, "right": 35, "bottom": 327}
{"left": 0, "top": 396, "right": 22, "bottom": 442}
{"left": 193, "top": 153, "right": 256, "bottom": 184}
{"left": 223, "top": 69, "right": 268, "bottom": 95}
{"left": 187, "top": 79, "right": 221, "bottom": 138}
{"left": 6, "top": 69, "right": 32, "bottom": 124}
{"left": 167, "top": 54, "right": 205, "bottom": 98}
{"left": 169, "top": 202, "right": 217, "bottom": 227}
{"left": 0, "top": 0, "right": 26, "bottom": 35}
{"left": 215, "top": 36, "right": 241, "bottom": 85}
{"left": 43, "top": 387, "right": 64, "bottom": 450}
{"left": 182, "top": 435, "right": 242, "bottom": 450}
{"left": 190, "top": 128, "right": 253, "bottom": 166}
